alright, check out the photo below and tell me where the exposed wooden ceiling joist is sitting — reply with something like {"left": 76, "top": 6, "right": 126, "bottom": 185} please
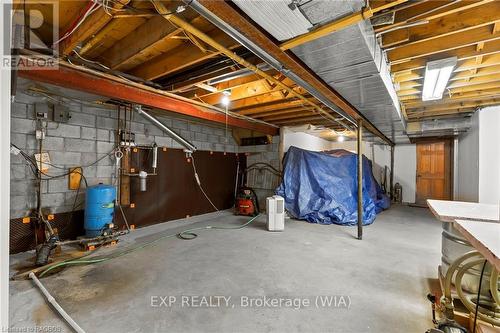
{"left": 387, "top": 24, "right": 500, "bottom": 64}
{"left": 391, "top": 40, "right": 500, "bottom": 73}
{"left": 381, "top": 2, "right": 500, "bottom": 48}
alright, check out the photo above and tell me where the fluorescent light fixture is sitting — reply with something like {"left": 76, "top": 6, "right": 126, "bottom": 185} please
{"left": 422, "top": 57, "right": 457, "bottom": 101}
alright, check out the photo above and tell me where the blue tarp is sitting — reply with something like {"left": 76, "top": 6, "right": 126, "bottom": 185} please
{"left": 276, "top": 146, "right": 390, "bottom": 226}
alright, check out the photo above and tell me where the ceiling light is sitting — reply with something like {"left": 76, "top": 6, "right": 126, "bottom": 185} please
{"left": 422, "top": 57, "right": 457, "bottom": 101}
{"left": 337, "top": 135, "right": 345, "bottom": 142}
{"left": 221, "top": 90, "right": 231, "bottom": 106}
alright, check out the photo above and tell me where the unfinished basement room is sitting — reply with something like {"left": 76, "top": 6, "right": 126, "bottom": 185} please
{"left": 1, "top": 0, "right": 500, "bottom": 332}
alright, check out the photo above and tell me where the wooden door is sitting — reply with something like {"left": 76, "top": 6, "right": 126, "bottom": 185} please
{"left": 416, "top": 140, "right": 453, "bottom": 205}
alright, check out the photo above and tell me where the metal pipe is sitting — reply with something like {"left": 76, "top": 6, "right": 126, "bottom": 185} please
{"left": 135, "top": 105, "right": 197, "bottom": 153}
{"left": 29, "top": 272, "right": 86, "bottom": 333}
{"left": 357, "top": 119, "right": 363, "bottom": 240}
{"left": 152, "top": 144, "right": 158, "bottom": 172}
{"left": 155, "top": 0, "right": 353, "bottom": 131}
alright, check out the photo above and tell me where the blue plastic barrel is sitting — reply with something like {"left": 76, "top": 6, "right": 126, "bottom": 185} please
{"left": 84, "top": 184, "right": 116, "bottom": 237}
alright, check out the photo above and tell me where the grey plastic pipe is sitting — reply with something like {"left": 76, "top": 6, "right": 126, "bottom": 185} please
{"left": 29, "top": 272, "right": 85, "bottom": 333}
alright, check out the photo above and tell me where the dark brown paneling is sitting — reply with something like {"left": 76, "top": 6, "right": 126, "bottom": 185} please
{"left": 117, "top": 149, "right": 245, "bottom": 228}
{"left": 10, "top": 211, "right": 84, "bottom": 254}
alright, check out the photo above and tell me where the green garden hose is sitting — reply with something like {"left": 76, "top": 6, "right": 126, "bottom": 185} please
{"left": 39, "top": 214, "right": 261, "bottom": 277}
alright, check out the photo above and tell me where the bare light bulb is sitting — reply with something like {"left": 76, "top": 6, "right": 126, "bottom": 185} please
{"left": 221, "top": 95, "right": 230, "bottom": 106}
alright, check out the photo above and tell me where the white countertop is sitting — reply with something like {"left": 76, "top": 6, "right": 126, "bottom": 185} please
{"left": 427, "top": 199, "right": 499, "bottom": 223}
{"left": 454, "top": 219, "right": 500, "bottom": 271}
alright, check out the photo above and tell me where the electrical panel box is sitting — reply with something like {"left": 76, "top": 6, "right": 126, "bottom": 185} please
{"left": 35, "top": 102, "right": 51, "bottom": 120}
{"left": 266, "top": 195, "right": 285, "bottom": 232}
{"left": 53, "top": 104, "right": 71, "bottom": 123}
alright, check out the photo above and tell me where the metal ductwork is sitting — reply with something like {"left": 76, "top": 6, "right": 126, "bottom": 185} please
{"left": 231, "top": 0, "right": 408, "bottom": 143}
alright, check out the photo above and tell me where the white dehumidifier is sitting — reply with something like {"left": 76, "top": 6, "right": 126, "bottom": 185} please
{"left": 266, "top": 195, "right": 285, "bottom": 231}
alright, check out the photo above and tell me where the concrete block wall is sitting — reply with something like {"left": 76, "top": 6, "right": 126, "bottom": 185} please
{"left": 10, "top": 90, "right": 239, "bottom": 219}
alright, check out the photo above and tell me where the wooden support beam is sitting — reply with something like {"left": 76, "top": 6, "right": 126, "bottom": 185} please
{"left": 236, "top": 100, "right": 318, "bottom": 115}
{"left": 406, "top": 98, "right": 500, "bottom": 113}
{"left": 387, "top": 25, "right": 500, "bottom": 63}
{"left": 391, "top": 39, "right": 500, "bottom": 72}
{"left": 18, "top": 62, "right": 278, "bottom": 135}
{"left": 382, "top": 2, "right": 500, "bottom": 48}
{"left": 59, "top": 0, "right": 131, "bottom": 55}
{"left": 260, "top": 110, "right": 319, "bottom": 122}
{"left": 104, "top": 15, "right": 209, "bottom": 71}
{"left": 401, "top": 87, "right": 500, "bottom": 104}
{"left": 407, "top": 108, "right": 476, "bottom": 120}
{"left": 130, "top": 29, "right": 238, "bottom": 81}
{"left": 251, "top": 106, "right": 316, "bottom": 118}
{"left": 280, "top": 0, "right": 408, "bottom": 50}
{"left": 376, "top": 0, "right": 494, "bottom": 34}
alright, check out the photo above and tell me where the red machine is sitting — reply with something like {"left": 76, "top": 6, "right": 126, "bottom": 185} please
{"left": 235, "top": 187, "right": 259, "bottom": 216}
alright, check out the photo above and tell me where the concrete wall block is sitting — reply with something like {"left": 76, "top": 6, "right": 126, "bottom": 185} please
{"left": 84, "top": 166, "right": 97, "bottom": 178}
{"left": 49, "top": 151, "right": 82, "bottom": 166}
{"left": 68, "top": 112, "right": 96, "bottom": 127}
{"left": 97, "top": 165, "right": 115, "bottom": 178}
{"left": 96, "top": 116, "right": 118, "bottom": 130}
{"left": 12, "top": 103, "right": 27, "bottom": 118}
{"left": 201, "top": 126, "right": 215, "bottom": 135}
{"left": 213, "top": 128, "right": 224, "bottom": 136}
{"left": 155, "top": 116, "right": 172, "bottom": 127}
{"left": 26, "top": 136, "right": 64, "bottom": 151}
{"left": 10, "top": 154, "right": 26, "bottom": 165}
{"left": 65, "top": 191, "right": 86, "bottom": 206}
{"left": 81, "top": 152, "right": 98, "bottom": 166}
{"left": 130, "top": 121, "right": 145, "bottom": 133}
{"left": 11, "top": 118, "right": 35, "bottom": 134}
{"left": 181, "top": 130, "right": 194, "bottom": 141}
{"left": 11, "top": 164, "right": 26, "bottom": 180}
{"left": 65, "top": 138, "right": 96, "bottom": 153}
{"left": 10, "top": 180, "right": 34, "bottom": 196}
{"left": 144, "top": 123, "right": 164, "bottom": 137}
{"left": 96, "top": 153, "right": 114, "bottom": 166}
{"left": 11, "top": 133, "right": 27, "bottom": 149}
{"left": 154, "top": 136, "right": 172, "bottom": 147}
{"left": 97, "top": 141, "right": 115, "bottom": 154}
{"left": 194, "top": 132, "right": 208, "bottom": 142}
{"left": 81, "top": 127, "right": 97, "bottom": 140}
{"left": 134, "top": 133, "right": 155, "bottom": 145}
{"left": 48, "top": 123, "right": 81, "bottom": 138}
{"left": 207, "top": 134, "right": 219, "bottom": 144}
{"left": 41, "top": 193, "right": 66, "bottom": 209}
{"left": 48, "top": 178, "right": 69, "bottom": 193}
{"left": 96, "top": 129, "right": 110, "bottom": 141}
{"left": 81, "top": 106, "right": 111, "bottom": 117}
{"left": 10, "top": 195, "right": 28, "bottom": 212}
{"left": 172, "top": 119, "right": 188, "bottom": 131}
{"left": 189, "top": 123, "right": 201, "bottom": 133}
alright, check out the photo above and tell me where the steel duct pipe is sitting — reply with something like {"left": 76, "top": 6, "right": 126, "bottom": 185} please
{"left": 135, "top": 105, "right": 197, "bottom": 153}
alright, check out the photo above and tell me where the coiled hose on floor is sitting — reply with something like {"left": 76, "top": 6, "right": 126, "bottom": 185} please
{"left": 39, "top": 214, "right": 261, "bottom": 278}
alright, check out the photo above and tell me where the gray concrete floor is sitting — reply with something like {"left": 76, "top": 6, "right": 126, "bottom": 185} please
{"left": 10, "top": 205, "right": 441, "bottom": 333}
